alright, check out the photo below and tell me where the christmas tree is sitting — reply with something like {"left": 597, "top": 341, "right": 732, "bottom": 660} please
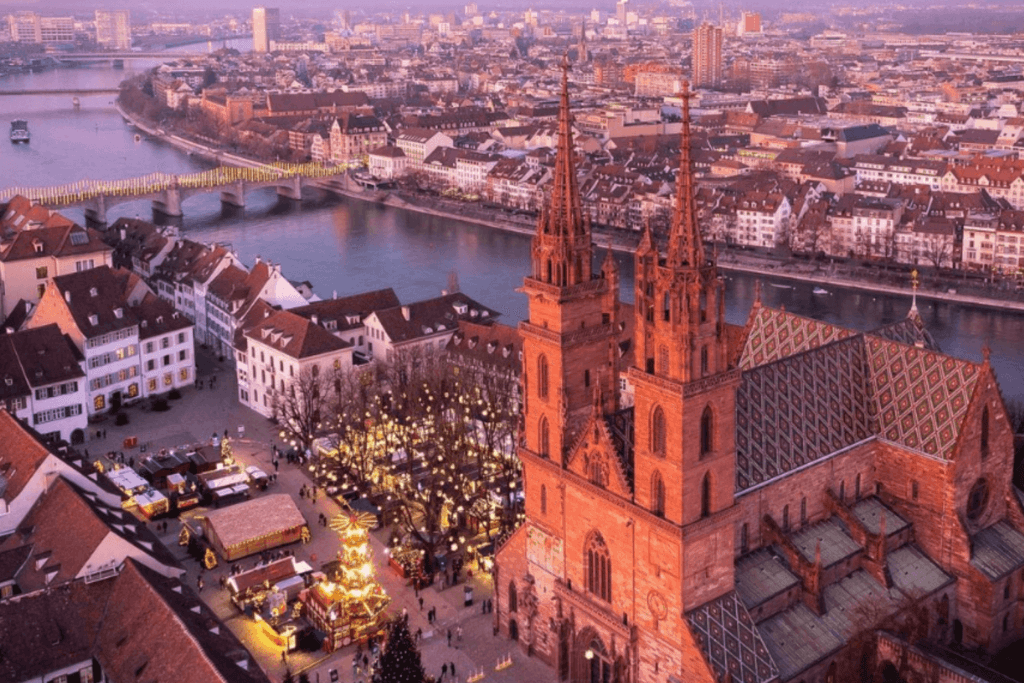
{"left": 220, "top": 437, "right": 235, "bottom": 466}
{"left": 314, "top": 512, "right": 390, "bottom": 645}
{"left": 379, "top": 618, "right": 426, "bottom": 683}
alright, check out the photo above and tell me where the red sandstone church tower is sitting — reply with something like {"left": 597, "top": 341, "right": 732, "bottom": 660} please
{"left": 494, "top": 73, "right": 758, "bottom": 682}
{"left": 497, "top": 63, "right": 1024, "bottom": 683}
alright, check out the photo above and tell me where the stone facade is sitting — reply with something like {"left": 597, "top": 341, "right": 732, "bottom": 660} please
{"left": 495, "top": 72, "right": 1024, "bottom": 683}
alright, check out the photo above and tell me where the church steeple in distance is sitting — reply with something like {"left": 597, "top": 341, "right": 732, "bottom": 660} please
{"left": 667, "top": 80, "right": 707, "bottom": 270}
{"left": 531, "top": 53, "right": 592, "bottom": 288}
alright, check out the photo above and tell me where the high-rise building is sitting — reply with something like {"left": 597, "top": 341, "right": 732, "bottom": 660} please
{"left": 737, "top": 11, "right": 763, "bottom": 37}
{"left": 616, "top": 0, "right": 629, "bottom": 24}
{"left": 95, "top": 10, "right": 131, "bottom": 50}
{"left": 252, "top": 6, "right": 281, "bottom": 53}
{"left": 7, "top": 12, "right": 74, "bottom": 43}
{"left": 693, "top": 21, "right": 724, "bottom": 88}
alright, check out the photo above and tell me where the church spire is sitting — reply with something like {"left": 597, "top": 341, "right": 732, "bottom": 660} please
{"left": 531, "top": 53, "right": 592, "bottom": 287}
{"left": 666, "top": 80, "right": 706, "bottom": 270}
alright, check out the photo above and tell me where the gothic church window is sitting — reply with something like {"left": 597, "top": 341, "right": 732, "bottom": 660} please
{"left": 541, "top": 485, "right": 547, "bottom": 515}
{"left": 651, "top": 406, "right": 666, "bottom": 458}
{"left": 539, "top": 416, "right": 550, "bottom": 458}
{"left": 700, "top": 472, "right": 712, "bottom": 519}
{"left": 509, "top": 581, "right": 518, "bottom": 612}
{"left": 981, "top": 405, "right": 990, "bottom": 459}
{"left": 652, "top": 470, "right": 665, "bottom": 517}
{"left": 586, "top": 532, "right": 612, "bottom": 602}
{"left": 700, "top": 406, "right": 713, "bottom": 458}
{"left": 538, "top": 354, "right": 549, "bottom": 399}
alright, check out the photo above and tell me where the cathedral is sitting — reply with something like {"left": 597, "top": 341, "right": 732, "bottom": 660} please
{"left": 494, "top": 60, "right": 1024, "bottom": 683}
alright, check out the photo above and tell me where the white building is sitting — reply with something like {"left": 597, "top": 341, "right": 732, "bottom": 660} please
{"left": 368, "top": 145, "right": 408, "bottom": 180}
{"left": 0, "top": 324, "right": 87, "bottom": 444}
{"left": 733, "top": 192, "right": 791, "bottom": 248}
{"left": 135, "top": 293, "right": 195, "bottom": 398}
{"left": 396, "top": 128, "right": 454, "bottom": 169}
{"left": 236, "top": 309, "right": 353, "bottom": 420}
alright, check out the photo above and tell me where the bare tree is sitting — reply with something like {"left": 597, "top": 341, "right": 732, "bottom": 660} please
{"left": 273, "top": 365, "right": 336, "bottom": 453}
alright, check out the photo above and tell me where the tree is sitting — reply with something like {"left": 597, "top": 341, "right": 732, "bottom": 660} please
{"left": 297, "top": 674, "right": 310, "bottom": 683}
{"left": 273, "top": 365, "right": 338, "bottom": 453}
{"left": 379, "top": 618, "right": 426, "bottom": 683}
{"left": 281, "top": 670, "right": 294, "bottom": 683}
{"left": 319, "top": 346, "right": 517, "bottom": 570}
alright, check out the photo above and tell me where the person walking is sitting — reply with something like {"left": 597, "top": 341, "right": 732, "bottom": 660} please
{"left": 451, "top": 662, "right": 456, "bottom": 678}
{"left": 418, "top": 596, "right": 424, "bottom": 611}
{"left": 457, "top": 625, "right": 463, "bottom": 642}
{"left": 197, "top": 576, "right": 204, "bottom": 593}
{"left": 447, "top": 628, "right": 452, "bottom": 647}
{"left": 442, "top": 663, "right": 448, "bottom": 680}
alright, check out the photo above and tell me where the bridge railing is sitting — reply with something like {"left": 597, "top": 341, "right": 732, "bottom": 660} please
{"left": 0, "top": 162, "right": 343, "bottom": 206}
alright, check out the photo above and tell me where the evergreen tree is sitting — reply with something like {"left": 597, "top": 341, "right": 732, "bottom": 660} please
{"left": 297, "top": 674, "right": 310, "bottom": 683}
{"left": 379, "top": 619, "right": 426, "bottom": 683}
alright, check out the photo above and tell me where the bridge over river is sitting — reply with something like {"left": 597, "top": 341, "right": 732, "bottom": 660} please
{"left": 0, "top": 163, "right": 350, "bottom": 225}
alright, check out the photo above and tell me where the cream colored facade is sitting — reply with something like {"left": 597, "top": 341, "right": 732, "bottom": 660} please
{"left": 0, "top": 247, "right": 112, "bottom": 322}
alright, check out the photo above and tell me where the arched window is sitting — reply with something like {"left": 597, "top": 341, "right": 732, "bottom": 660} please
{"left": 651, "top": 406, "right": 666, "bottom": 458}
{"left": 740, "top": 522, "right": 749, "bottom": 554}
{"left": 541, "top": 485, "right": 547, "bottom": 515}
{"left": 855, "top": 473, "right": 862, "bottom": 500}
{"left": 586, "top": 532, "right": 612, "bottom": 602}
{"left": 700, "top": 346, "right": 709, "bottom": 376}
{"left": 839, "top": 480, "right": 846, "bottom": 502}
{"left": 509, "top": 581, "right": 518, "bottom": 612}
{"left": 700, "top": 472, "right": 712, "bottom": 519}
{"left": 783, "top": 504, "right": 790, "bottom": 531}
{"left": 537, "top": 354, "right": 549, "bottom": 399}
{"left": 658, "top": 345, "right": 668, "bottom": 374}
{"left": 539, "top": 416, "right": 550, "bottom": 458}
{"left": 981, "top": 405, "right": 990, "bottom": 459}
{"left": 800, "top": 497, "right": 807, "bottom": 525}
{"left": 662, "top": 292, "right": 670, "bottom": 322}
{"left": 651, "top": 470, "right": 665, "bottom": 517}
{"left": 825, "top": 662, "right": 837, "bottom": 683}
{"left": 700, "top": 406, "right": 713, "bottom": 458}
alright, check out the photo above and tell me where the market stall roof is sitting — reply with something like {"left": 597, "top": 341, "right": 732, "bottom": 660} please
{"left": 201, "top": 494, "right": 306, "bottom": 550}
{"left": 135, "top": 489, "right": 167, "bottom": 507}
{"left": 105, "top": 467, "right": 148, "bottom": 492}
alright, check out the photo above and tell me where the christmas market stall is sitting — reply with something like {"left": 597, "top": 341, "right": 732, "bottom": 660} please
{"left": 199, "top": 494, "right": 308, "bottom": 561}
{"left": 302, "top": 512, "right": 390, "bottom": 651}
{"left": 226, "top": 556, "right": 314, "bottom": 613}
{"left": 135, "top": 488, "right": 169, "bottom": 519}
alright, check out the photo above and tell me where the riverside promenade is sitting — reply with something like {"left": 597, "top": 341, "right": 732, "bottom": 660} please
{"left": 115, "top": 102, "right": 1024, "bottom": 315}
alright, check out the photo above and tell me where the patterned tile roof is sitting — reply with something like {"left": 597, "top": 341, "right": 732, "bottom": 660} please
{"left": 865, "top": 336, "right": 978, "bottom": 460}
{"left": 735, "top": 307, "right": 981, "bottom": 492}
{"left": 686, "top": 590, "right": 780, "bottom": 683}
{"left": 736, "top": 337, "right": 875, "bottom": 491}
{"left": 869, "top": 311, "right": 939, "bottom": 352}
{"left": 738, "top": 306, "right": 853, "bottom": 370}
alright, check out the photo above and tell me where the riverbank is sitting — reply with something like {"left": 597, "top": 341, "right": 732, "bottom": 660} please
{"left": 116, "top": 101, "right": 1024, "bottom": 315}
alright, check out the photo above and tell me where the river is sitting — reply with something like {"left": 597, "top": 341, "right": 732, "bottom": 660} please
{"left": 2, "top": 56, "right": 1023, "bottom": 402}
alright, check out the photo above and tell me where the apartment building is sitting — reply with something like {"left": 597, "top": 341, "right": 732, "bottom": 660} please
{"left": 28, "top": 266, "right": 195, "bottom": 415}
{"left": 236, "top": 309, "right": 353, "bottom": 419}
{"left": 329, "top": 113, "right": 388, "bottom": 167}
{"left": 0, "top": 196, "right": 112, "bottom": 322}
{"left": 363, "top": 292, "right": 499, "bottom": 363}
{"left": 396, "top": 128, "right": 454, "bottom": 168}
{"left": 95, "top": 9, "right": 131, "bottom": 50}
{"left": 0, "top": 324, "right": 87, "bottom": 444}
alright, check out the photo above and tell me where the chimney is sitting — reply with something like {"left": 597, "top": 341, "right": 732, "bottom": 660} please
{"left": 401, "top": 306, "right": 411, "bottom": 321}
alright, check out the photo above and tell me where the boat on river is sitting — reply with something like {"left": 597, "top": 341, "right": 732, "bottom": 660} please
{"left": 10, "top": 119, "right": 29, "bottom": 143}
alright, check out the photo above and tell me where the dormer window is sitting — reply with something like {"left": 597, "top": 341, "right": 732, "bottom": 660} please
{"left": 33, "top": 240, "right": 43, "bottom": 254}
{"left": 141, "top": 320, "right": 148, "bottom": 328}
{"left": 156, "top": 316, "right": 163, "bottom": 325}
{"left": 89, "top": 287, "right": 98, "bottom": 297}
{"left": 114, "top": 308, "right": 123, "bottom": 319}
{"left": 88, "top": 314, "right": 99, "bottom": 326}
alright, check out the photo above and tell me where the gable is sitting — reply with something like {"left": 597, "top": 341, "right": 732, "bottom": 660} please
{"left": 565, "top": 411, "right": 633, "bottom": 496}
{"left": 738, "top": 306, "right": 853, "bottom": 370}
